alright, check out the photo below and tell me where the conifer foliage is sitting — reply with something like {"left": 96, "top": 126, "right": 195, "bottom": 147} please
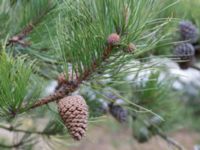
{"left": 0, "top": 0, "right": 199, "bottom": 149}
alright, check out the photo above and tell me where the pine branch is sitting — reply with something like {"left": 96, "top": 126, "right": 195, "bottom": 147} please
{"left": 29, "top": 45, "right": 113, "bottom": 110}
{"left": 6, "top": 3, "right": 56, "bottom": 47}
{"left": 151, "top": 125, "right": 186, "bottom": 150}
{"left": 140, "top": 117, "right": 186, "bottom": 150}
{"left": 158, "top": 130, "right": 186, "bottom": 150}
{"left": 0, "top": 142, "right": 23, "bottom": 149}
{"left": 0, "top": 124, "right": 49, "bottom": 135}
{"left": 30, "top": 81, "right": 76, "bottom": 109}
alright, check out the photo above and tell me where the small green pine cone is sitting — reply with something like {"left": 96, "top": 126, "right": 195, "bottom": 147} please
{"left": 135, "top": 127, "right": 150, "bottom": 143}
{"left": 124, "top": 43, "right": 136, "bottom": 53}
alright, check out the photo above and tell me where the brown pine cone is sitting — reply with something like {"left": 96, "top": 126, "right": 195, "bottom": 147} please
{"left": 57, "top": 95, "right": 89, "bottom": 141}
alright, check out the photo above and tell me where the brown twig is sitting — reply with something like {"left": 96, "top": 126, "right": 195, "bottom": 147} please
{"left": 0, "top": 142, "right": 23, "bottom": 149}
{"left": 0, "top": 124, "right": 50, "bottom": 135}
{"left": 29, "top": 45, "right": 113, "bottom": 110}
{"left": 158, "top": 130, "right": 186, "bottom": 150}
{"left": 30, "top": 81, "right": 78, "bottom": 109}
{"left": 141, "top": 118, "right": 185, "bottom": 150}
{"left": 6, "top": 3, "right": 56, "bottom": 47}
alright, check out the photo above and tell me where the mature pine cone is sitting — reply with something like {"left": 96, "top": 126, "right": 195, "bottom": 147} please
{"left": 57, "top": 95, "right": 88, "bottom": 141}
{"left": 178, "top": 57, "right": 195, "bottom": 70}
{"left": 179, "top": 20, "right": 199, "bottom": 43}
{"left": 108, "top": 103, "right": 128, "bottom": 123}
{"left": 174, "top": 42, "right": 195, "bottom": 69}
{"left": 174, "top": 42, "right": 195, "bottom": 60}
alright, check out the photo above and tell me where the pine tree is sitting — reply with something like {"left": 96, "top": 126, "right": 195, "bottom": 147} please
{"left": 0, "top": 0, "right": 199, "bottom": 149}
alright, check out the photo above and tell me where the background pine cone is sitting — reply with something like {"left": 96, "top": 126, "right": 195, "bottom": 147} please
{"left": 134, "top": 127, "right": 150, "bottom": 143}
{"left": 177, "top": 57, "right": 195, "bottom": 70}
{"left": 174, "top": 42, "right": 195, "bottom": 60}
{"left": 108, "top": 102, "right": 128, "bottom": 123}
{"left": 179, "top": 20, "right": 199, "bottom": 44}
{"left": 174, "top": 42, "right": 195, "bottom": 69}
{"left": 57, "top": 95, "right": 88, "bottom": 141}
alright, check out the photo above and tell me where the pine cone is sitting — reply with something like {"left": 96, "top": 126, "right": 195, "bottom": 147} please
{"left": 107, "top": 33, "right": 120, "bottom": 45}
{"left": 57, "top": 71, "right": 76, "bottom": 85}
{"left": 178, "top": 57, "right": 195, "bottom": 70}
{"left": 174, "top": 42, "right": 195, "bottom": 60}
{"left": 174, "top": 42, "right": 195, "bottom": 69}
{"left": 124, "top": 43, "right": 136, "bottom": 53}
{"left": 57, "top": 95, "right": 88, "bottom": 141}
{"left": 108, "top": 103, "right": 128, "bottom": 123}
{"left": 179, "top": 20, "right": 199, "bottom": 43}
{"left": 135, "top": 127, "right": 150, "bottom": 143}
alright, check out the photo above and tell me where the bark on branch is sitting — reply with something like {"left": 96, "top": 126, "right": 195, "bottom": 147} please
{"left": 29, "top": 45, "right": 113, "bottom": 110}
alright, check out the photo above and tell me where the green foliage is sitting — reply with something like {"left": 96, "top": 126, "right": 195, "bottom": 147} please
{"left": 0, "top": 0, "right": 56, "bottom": 37}
{"left": 0, "top": 0, "right": 59, "bottom": 80}
{"left": 132, "top": 71, "right": 177, "bottom": 118}
{"left": 167, "top": 0, "right": 200, "bottom": 27}
{"left": 42, "top": 119, "right": 66, "bottom": 135}
{"left": 130, "top": 71, "right": 182, "bottom": 130}
{"left": 0, "top": 0, "right": 199, "bottom": 149}
{"left": 0, "top": 51, "right": 34, "bottom": 118}
{"left": 54, "top": 0, "right": 170, "bottom": 77}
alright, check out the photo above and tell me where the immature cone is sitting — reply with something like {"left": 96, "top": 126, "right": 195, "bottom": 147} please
{"left": 57, "top": 71, "right": 76, "bottom": 85}
{"left": 107, "top": 33, "right": 120, "bottom": 45}
{"left": 135, "top": 127, "right": 150, "bottom": 143}
{"left": 57, "top": 73, "right": 67, "bottom": 85}
{"left": 174, "top": 42, "right": 195, "bottom": 69}
{"left": 57, "top": 95, "right": 88, "bottom": 141}
{"left": 108, "top": 103, "right": 128, "bottom": 123}
{"left": 179, "top": 20, "right": 199, "bottom": 43}
{"left": 124, "top": 43, "right": 136, "bottom": 53}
